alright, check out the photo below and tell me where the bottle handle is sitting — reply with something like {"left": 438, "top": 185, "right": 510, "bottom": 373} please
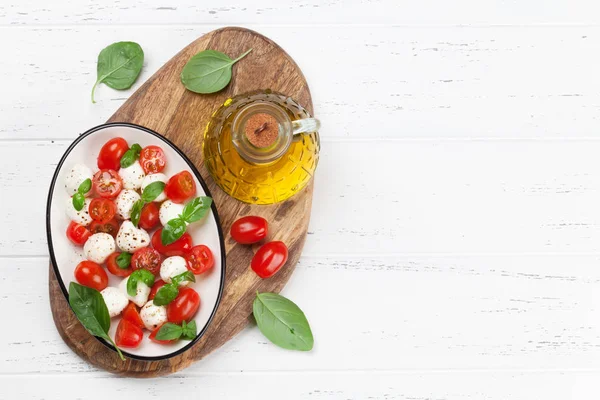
{"left": 292, "top": 118, "right": 320, "bottom": 141}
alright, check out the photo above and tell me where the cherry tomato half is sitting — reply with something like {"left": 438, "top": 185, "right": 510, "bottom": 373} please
{"left": 251, "top": 241, "right": 288, "bottom": 279}
{"left": 230, "top": 216, "right": 268, "bottom": 244}
{"left": 149, "top": 280, "right": 166, "bottom": 300}
{"left": 186, "top": 245, "right": 214, "bottom": 275}
{"left": 122, "top": 302, "right": 145, "bottom": 330}
{"left": 92, "top": 169, "right": 123, "bottom": 198}
{"left": 98, "top": 137, "right": 128, "bottom": 171}
{"left": 74, "top": 260, "right": 108, "bottom": 291}
{"left": 167, "top": 287, "right": 200, "bottom": 324}
{"left": 105, "top": 252, "right": 133, "bottom": 277}
{"left": 139, "top": 145, "right": 166, "bottom": 175}
{"left": 139, "top": 202, "right": 160, "bottom": 231}
{"left": 89, "top": 198, "right": 117, "bottom": 224}
{"left": 149, "top": 323, "right": 175, "bottom": 345}
{"left": 90, "top": 218, "right": 120, "bottom": 238}
{"left": 151, "top": 229, "right": 193, "bottom": 257}
{"left": 164, "top": 171, "right": 196, "bottom": 204}
{"left": 131, "top": 247, "right": 162, "bottom": 276}
{"left": 115, "top": 318, "right": 143, "bottom": 348}
{"left": 66, "top": 221, "right": 91, "bottom": 246}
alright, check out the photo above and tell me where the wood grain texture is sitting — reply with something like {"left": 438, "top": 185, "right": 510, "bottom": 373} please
{"left": 48, "top": 27, "right": 314, "bottom": 377}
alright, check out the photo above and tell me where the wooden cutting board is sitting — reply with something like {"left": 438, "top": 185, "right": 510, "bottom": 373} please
{"left": 49, "top": 27, "right": 314, "bottom": 377}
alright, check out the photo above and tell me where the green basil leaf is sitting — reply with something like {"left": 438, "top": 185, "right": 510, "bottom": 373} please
{"left": 72, "top": 193, "right": 85, "bottom": 212}
{"left": 155, "top": 323, "right": 183, "bottom": 341}
{"left": 141, "top": 181, "right": 165, "bottom": 203}
{"left": 161, "top": 218, "right": 187, "bottom": 245}
{"left": 130, "top": 199, "right": 144, "bottom": 228}
{"left": 68, "top": 282, "right": 125, "bottom": 360}
{"left": 91, "top": 41, "right": 144, "bottom": 103}
{"left": 181, "top": 320, "right": 197, "bottom": 340}
{"left": 78, "top": 178, "right": 92, "bottom": 194}
{"left": 120, "top": 143, "right": 142, "bottom": 168}
{"left": 171, "top": 270, "right": 195, "bottom": 286}
{"left": 253, "top": 292, "right": 314, "bottom": 351}
{"left": 180, "top": 48, "right": 252, "bottom": 94}
{"left": 116, "top": 253, "right": 132, "bottom": 269}
{"left": 153, "top": 283, "right": 179, "bottom": 306}
{"left": 181, "top": 196, "right": 212, "bottom": 223}
{"left": 127, "top": 269, "right": 155, "bottom": 297}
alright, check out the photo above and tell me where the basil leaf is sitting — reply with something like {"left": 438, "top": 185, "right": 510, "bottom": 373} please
{"left": 72, "top": 193, "right": 85, "bottom": 212}
{"left": 172, "top": 270, "right": 195, "bottom": 286}
{"left": 141, "top": 181, "right": 165, "bottom": 203}
{"left": 127, "top": 269, "right": 155, "bottom": 297}
{"left": 78, "top": 178, "right": 92, "bottom": 194}
{"left": 116, "top": 252, "right": 132, "bottom": 269}
{"left": 120, "top": 143, "right": 142, "bottom": 168}
{"left": 161, "top": 218, "right": 187, "bottom": 245}
{"left": 153, "top": 283, "right": 179, "bottom": 306}
{"left": 130, "top": 199, "right": 144, "bottom": 228}
{"left": 180, "top": 48, "right": 252, "bottom": 94}
{"left": 68, "top": 282, "right": 125, "bottom": 360}
{"left": 181, "top": 196, "right": 212, "bottom": 223}
{"left": 91, "top": 41, "right": 144, "bottom": 103}
{"left": 155, "top": 323, "right": 183, "bottom": 341}
{"left": 252, "top": 292, "right": 314, "bottom": 351}
{"left": 181, "top": 320, "right": 197, "bottom": 340}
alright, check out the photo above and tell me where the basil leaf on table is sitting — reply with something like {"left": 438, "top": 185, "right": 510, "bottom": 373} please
{"left": 180, "top": 48, "right": 252, "bottom": 94}
{"left": 253, "top": 292, "right": 314, "bottom": 351}
{"left": 127, "top": 269, "right": 155, "bottom": 297}
{"left": 181, "top": 196, "right": 212, "bottom": 223}
{"left": 116, "top": 252, "right": 132, "bottom": 269}
{"left": 130, "top": 199, "right": 144, "bottom": 228}
{"left": 161, "top": 218, "right": 187, "bottom": 245}
{"left": 141, "top": 181, "right": 165, "bottom": 203}
{"left": 68, "top": 282, "right": 125, "bottom": 360}
{"left": 155, "top": 320, "right": 198, "bottom": 341}
{"left": 91, "top": 41, "right": 144, "bottom": 103}
{"left": 78, "top": 178, "right": 92, "bottom": 194}
{"left": 153, "top": 283, "right": 179, "bottom": 306}
{"left": 72, "top": 193, "right": 85, "bottom": 212}
{"left": 120, "top": 143, "right": 142, "bottom": 168}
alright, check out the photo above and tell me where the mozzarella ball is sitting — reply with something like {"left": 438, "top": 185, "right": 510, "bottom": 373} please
{"left": 101, "top": 287, "right": 129, "bottom": 318}
{"left": 64, "top": 164, "right": 93, "bottom": 196}
{"left": 159, "top": 200, "right": 186, "bottom": 226}
{"left": 140, "top": 300, "right": 167, "bottom": 331}
{"left": 65, "top": 197, "right": 92, "bottom": 226}
{"left": 116, "top": 221, "right": 150, "bottom": 253}
{"left": 119, "top": 277, "right": 151, "bottom": 308}
{"left": 141, "top": 173, "right": 167, "bottom": 202}
{"left": 83, "top": 233, "right": 115, "bottom": 263}
{"left": 119, "top": 160, "right": 145, "bottom": 190}
{"left": 115, "top": 189, "right": 141, "bottom": 220}
{"left": 160, "top": 256, "right": 189, "bottom": 285}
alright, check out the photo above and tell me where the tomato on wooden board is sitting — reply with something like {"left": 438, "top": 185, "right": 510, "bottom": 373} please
{"left": 131, "top": 247, "right": 162, "bottom": 276}
{"left": 89, "top": 198, "right": 117, "bottom": 224}
{"left": 251, "top": 241, "right": 288, "bottom": 279}
{"left": 105, "top": 252, "right": 132, "bottom": 277}
{"left": 115, "top": 318, "right": 143, "bottom": 348}
{"left": 92, "top": 169, "right": 123, "bottom": 198}
{"left": 167, "top": 287, "right": 200, "bottom": 324}
{"left": 139, "top": 145, "right": 166, "bottom": 174}
{"left": 151, "top": 229, "right": 193, "bottom": 257}
{"left": 74, "top": 260, "right": 108, "bottom": 291}
{"left": 148, "top": 280, "right": 166, "bottom": 300}
{"left": 90, "top": 218, "right": 119, "bottom": 238}
{"left": 164, "top": 171, "right": 196, "bottom": 204}
{"left": 122, "top": 302, "right": 145, "bottom": 330}
{"left": 138, "top": 202, "right": 160, "bottom": 231}
{"left": 66, "top": 221, "right": 91, "bottom": 246}
{"left": 149, "top": 323, "right": 175, "bottom": 345}
{"left": 186, "top": 245, "right": 214, "bottom": 275}
{"left": 97, "top": 137, "right": 128, "bottom": 171}
{"left": 230, "top": 216, "right": 268, "bottom": 244}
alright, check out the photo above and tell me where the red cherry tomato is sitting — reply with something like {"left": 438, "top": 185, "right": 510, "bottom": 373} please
{"left": 122, "top": 302, "right": 145, "bottom": 330}
{"left": 90, "top": 218, "right": 120, "bottom": 238}
{"left": 92, "top": 169, "right": 123, "bottom": 198}
{"left": 167, "top": 287, "right": 200, "bottom": 324}
{"left": 105, "top": 252, "right": 133, "bottom": 277}
{"left": 186, "top": 245, "right": 214, "bottom": 275}
{"left": 149, "top": 323, "right": 175, "bottom": 345}
{"left": 138, "top": 202, "right": 160, "bottom": 231}
{"left": 149, "top": 280, "right": 166, "bottom": 300}
{"left": 151, "top": 229, "right": 193, "bottom": 257}
{"left": 89, "top": 198, "right": 117, "bottom": 224}
{"left": 66, "top": 221, "right": 91, "bottom": 246}
{"left": 74, "top": 260, "right": 108, "bottom": 291}
{"left": 139, "top": 145, "right": 167, "bottom": 174}
{"left": 230, "top": 216, "right": 268, "bottom": 244}
{"left": 251, "top": 241, "right": 288, "bottom": 279}
{"left": 115, "top": 318, "right": 143, "bottom": 348}
{"left": 98, "top": 137, "right": 129, "bottom": 171}
{"left": 131, "top": 247, "right": 162, "bottom": 276}
{"left": 164, "top": 171, "right": 196, "bottom": 204}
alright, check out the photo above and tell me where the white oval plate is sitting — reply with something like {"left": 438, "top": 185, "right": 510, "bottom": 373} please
{"left": 46, "top": 122, "right": 225, "bottom": 361}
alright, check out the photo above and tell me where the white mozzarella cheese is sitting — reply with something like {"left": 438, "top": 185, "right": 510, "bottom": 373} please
{"left": 140, "top": 300, "right": 167, "bottom": 331}
{"left": 116, "top": 221, "right": 150, "bottom": 253}
{"left": 83, "top": 233, "right": 115, "bottom": 263}
{"left": 101, "top": 287, "right": 129, "bottom": 318}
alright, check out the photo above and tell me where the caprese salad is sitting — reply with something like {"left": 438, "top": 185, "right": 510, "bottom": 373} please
{"left": 64, "top": 137, "right": 215, "bottom": 349}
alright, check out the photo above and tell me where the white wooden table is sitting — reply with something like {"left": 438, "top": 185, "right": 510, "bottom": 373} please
{"left": 2, "top": 1, "right": 600, "bottom": 398}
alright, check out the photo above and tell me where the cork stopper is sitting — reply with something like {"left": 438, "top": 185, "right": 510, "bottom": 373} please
{"left": 244, "top": 113, "right": 279, "bottom": 148}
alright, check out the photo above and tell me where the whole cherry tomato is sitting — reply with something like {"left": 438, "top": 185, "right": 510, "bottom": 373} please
{"left": 186, "top": 245, "right": 214, "bottom": 275}
{"left": 122, "top": 302, "right": 144, "bottom": 330}
{"left": 151, "top": 229, "right": 193, "bottom": 257}
{"left": 230, "top": 216, "right": 268, "bottom": 244}
{"left": 98, "top": 137, "right": 128, "bottom": 171}
{"left": 115, "top": 318, "right": 143, "bottom": 348}
{"left": 131, "top": 247, "right": 162, "bottom": 276}
{"left": 148, "top": 280, "right": 166, "bottom": 300}
{"left": 164, "top": 171, "right": 196, "bottom": 204}
{"left": 138, "top": 202, "right": 160, "bottom": 231}
{"left": 66, "top": 221, "right": 91, "bottom": 246}
{"left": 92, "top": 169, "right": 123, "bottom": 198}
{"left": 90, "top": 218, "right": 120, "bottom": 238}
{"left": 167, "top": 287, "right": 200, "bottom": 324}
{"left": 149, "top": 323, "right": 175, "bottom": 345}
{"left": 74, "top": 260, "right": 108, "bottom": 291}
{"left": 89, "top": 198, "right": 117, "bottom": 224}
{"left": 251, "top": 241, "right": 288, "bottom": 279}
{"left": 139, "top": 145, "right": 167, "bottom": 174}
{"left": 105, "top": 252, "right": 133, "bottom": 277}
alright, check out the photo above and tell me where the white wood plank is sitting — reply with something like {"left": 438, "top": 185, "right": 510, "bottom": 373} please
{"left": 3, "top": 26, "right": 600, "bottom": 139}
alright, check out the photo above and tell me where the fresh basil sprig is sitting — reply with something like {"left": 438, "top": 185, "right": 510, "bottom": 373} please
{"left": 161, "top": 196, "right": 212, "bottom": 245}
{"left": 91, "top": 41, "right": 144, "bottom": 103}
{"left": 141, "top": 181, "right": 165, "bottom": 203}
{"left": 127, "top": 269, "right": 155, "bottom": 297}
{"left": 116, "top": 252, "right": 132, "bottom": 269}
{"left": 120, "top": 143, "right": 142, "bottom": 168}
{"left": 153, "top": 271, "right": 195, "bottom": 306}
{"left": 155, "top": 320, "right": 197, "bottom": 341}
{"left": 68, "top": 282, "right": 125, "bottom": 360}
{"left": 72, "top": 178, "right": 92, "bottom": 211}
{"left": 253, "top": 292, "right": 314, "bottom": 351}
{"left": 180, "top": 48, "right": 252, "bottom": 94}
